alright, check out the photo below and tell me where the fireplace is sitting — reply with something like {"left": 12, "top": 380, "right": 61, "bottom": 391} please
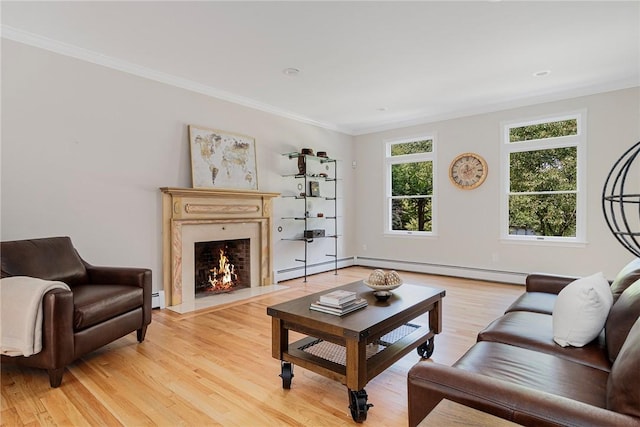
{"left": 160, "top": 187, "right": 279, "bottom": 309}
{"left": 194, "top": 238, "right": 250, "bottom": 296}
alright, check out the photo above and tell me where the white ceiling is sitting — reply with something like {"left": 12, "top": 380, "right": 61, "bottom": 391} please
{"left": 2, "top": 1, "right": 639, "bottom": 135}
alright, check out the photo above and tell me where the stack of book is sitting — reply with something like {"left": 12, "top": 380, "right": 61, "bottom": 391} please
{"left": 310, "top": 290, "right": 368, "bottom": 316}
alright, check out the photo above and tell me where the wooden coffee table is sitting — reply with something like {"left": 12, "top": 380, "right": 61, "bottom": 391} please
{"left": 267, "top": 280, "right": 445, "bottom": 422}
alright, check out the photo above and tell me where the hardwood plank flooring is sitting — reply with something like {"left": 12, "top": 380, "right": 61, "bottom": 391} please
{"left": 1, "top": 267, "right": 522, "bottom": 426}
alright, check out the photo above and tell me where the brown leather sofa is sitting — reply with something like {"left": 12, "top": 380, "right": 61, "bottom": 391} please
{"left": 1, "top": 236, "right": 152, "bottom": 387}
{"left": 407, "top": 259, "right": 640, "bottom": 427}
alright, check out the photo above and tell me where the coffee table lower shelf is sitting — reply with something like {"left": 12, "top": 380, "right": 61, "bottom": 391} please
{"left": 298, "top": 322, "right": 420, "bottom": 365}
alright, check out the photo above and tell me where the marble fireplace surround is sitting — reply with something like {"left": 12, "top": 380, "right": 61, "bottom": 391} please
{"left": 161, "top": 187, "right": 279, "bottom": 308}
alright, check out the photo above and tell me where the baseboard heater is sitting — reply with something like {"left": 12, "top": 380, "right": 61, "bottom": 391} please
{"left": 355, "top": 257, "right": 527, "bottom": 285}
{"left": 275, "top": 257, "right": 355, "bottom": 282}
{"left": 151, "top": 291, "right": 166, "bottom": 309}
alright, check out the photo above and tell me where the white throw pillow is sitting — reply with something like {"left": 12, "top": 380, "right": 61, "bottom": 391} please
{"left": 552, "top": 272, "right": 613, "bottom": 347}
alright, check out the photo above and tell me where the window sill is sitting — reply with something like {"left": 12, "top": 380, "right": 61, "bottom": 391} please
{"left": 500, "top": 237, "right": 587, "bottom": 248}
{"left": 384, "top": 231, "right": 438, "bottom": 239}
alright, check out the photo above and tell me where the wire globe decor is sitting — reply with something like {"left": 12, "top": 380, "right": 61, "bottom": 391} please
{"left": 602, "top": 141, "right": 640, "bottom": 257}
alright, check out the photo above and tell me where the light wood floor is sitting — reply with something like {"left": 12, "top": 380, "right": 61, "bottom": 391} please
{"left": 1, "top": 267, "right": 522, "bottom": 426}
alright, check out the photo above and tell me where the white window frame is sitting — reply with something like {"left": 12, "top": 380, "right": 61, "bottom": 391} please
{"left": 384, "top": 135, "right": 437, "bottom": 236}
{"left": 500, "top": 110, "right": 587, "bottom": 244}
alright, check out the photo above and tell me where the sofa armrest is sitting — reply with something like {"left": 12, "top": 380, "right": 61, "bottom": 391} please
{"left": 525, "top": 273, "right": 579, "bottom": 294}
{"left": 4, "top": 289, "right": 76, "bottom": 370}
{"left": 85, "top": 265, "right": 151, "bottom": 289}
{"left": 41, "top": 289, "right": 75, "bottom": 367}
{"left": 408, "top": 361, "right": 638, "bottom": 427}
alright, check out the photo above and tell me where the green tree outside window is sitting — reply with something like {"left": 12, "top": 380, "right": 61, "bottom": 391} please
{"left": 389, "top": 140, "right": 433, "bottom": 232}
{"left": 507, "top": 119, "right": 579, "bottom": 238}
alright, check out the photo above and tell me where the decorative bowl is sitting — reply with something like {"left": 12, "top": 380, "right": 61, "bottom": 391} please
{"left": 362, "top": 279, "right": 402, "bottom": 292}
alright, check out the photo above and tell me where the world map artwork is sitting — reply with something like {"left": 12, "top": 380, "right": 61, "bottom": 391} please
{"left": 189, "top": 126, "right": 258, "bottom": 190}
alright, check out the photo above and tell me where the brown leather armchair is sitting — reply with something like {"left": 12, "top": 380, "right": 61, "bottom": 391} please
{"left": 1, "top": 236, "right": 152, "bottom": 387}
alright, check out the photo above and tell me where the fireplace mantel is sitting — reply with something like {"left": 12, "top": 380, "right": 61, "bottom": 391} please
{"left": 160, "top": 187, "right": 279, "bottom": 307}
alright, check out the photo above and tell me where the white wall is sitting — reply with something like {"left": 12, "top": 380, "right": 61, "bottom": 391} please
{"left": 1, "top": 40, "right": 356, "bottom": 291}
{"left": 354, "top": 88, "right": 640, "bottom": 281}
{"left": 3, "top": 39, "right": 638, "bottom": 289}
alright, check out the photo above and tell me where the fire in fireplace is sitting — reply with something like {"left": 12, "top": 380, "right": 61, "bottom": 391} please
{"left": 194, "top": 238, "right": 250, "bottom": 297}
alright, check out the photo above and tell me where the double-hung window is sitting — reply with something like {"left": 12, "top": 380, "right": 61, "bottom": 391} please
{"left": 501, "top": 111, "right": 586, "bottom": 243}
{"left": 385, "top": 137, "right": 435, "bottom": 235}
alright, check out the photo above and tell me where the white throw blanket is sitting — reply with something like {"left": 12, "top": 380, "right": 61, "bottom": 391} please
{"left": 1, "top": 276, "right": 70, "bottom": 357}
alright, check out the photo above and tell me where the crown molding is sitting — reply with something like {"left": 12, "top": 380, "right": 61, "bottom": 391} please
{"left": 1, "top": 25, "right": 349, "bottom": 135}
{"left": 350, "top": 79, "right": 640, "bottom": 136}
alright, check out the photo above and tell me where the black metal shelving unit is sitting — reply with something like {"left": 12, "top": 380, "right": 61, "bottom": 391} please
{"left": 281, "top": 152, "right": 339, "bottom": 282}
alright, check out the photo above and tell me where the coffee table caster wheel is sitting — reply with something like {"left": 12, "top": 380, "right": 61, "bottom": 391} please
{"left": 417, "top": 337, "right": 435, "bottom": 358}
{"left": 280, "top": 362, "right": 293, "bottom": 389}
{"left": 348, "top": 389, "right": 373, "bottom": 423}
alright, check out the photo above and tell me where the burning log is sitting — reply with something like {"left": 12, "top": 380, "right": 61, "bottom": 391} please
{"left": 205, "top": 249, "right": 238, "bottom": 293}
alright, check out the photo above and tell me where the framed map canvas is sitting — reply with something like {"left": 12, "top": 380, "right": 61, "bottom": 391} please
{"left": 188, "top": 125, "right": 258, "bottom": 190}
